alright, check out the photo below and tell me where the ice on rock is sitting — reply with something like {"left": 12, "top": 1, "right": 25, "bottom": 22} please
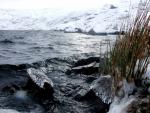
{"left": 90, "top": 75, "right": 114, "bottom": 104}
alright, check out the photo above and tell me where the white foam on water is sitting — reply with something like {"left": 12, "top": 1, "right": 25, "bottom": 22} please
{"left": 108, "top": 79, "right": 136, "bottom": 113}
{"left": 14, "top": 90, "right": 28, "bottom": 100}
{"left": 108, "top": 96, "right": 135, "bottom": 113}
{"left": 0, "top": 109, "right": 20, "bottom": 113}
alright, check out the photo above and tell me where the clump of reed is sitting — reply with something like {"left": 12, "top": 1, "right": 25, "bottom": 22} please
{"left": 101, "top": 0, "right": 150, "bottom": 112}
{"left": 108, "top": 0, "right": 150, "bottom": 87}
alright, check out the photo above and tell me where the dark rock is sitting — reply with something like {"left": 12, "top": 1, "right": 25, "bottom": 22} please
{"left": 0, "top": 39, "right": 14, "bottom": 44}
{"left": 142, "top": 77, "right": 150, "bottom": 94}
{"left": 75, "top": 28, "right": 83, "bottom": 33}
{"left": 108, "top": 31, "right": 125, "bottom": 35}
{"left": 26, "top": 68, "right": 54, "bottom": 100}
{"left": 74, "top": 75, "right": 114, "bottom": 104}
{"left": 85, "top": 76, "right": 97, "bottom": 83}
{"left": 90, "top": 75, "right": 114, "bottom": 104}
{"left": 88, "top": 29, "right": 97, "bottom": 35}
{"left": 73, "top": 57, "right": 100, "bottom": 67}
{"left": 72, "top": 62, "right": 99, "bottom": 75}
{"left": 75, "top": 90, "right": 109, "bottom": 113}
{"left": 73, "top": 88, "right": 90, "bottom": 101}
{"left": 0, "top": 64, "right": 30, "bottom": 71}
{"left": 0, "top": 63, "right": 54, "bottom": 102}
{"left": 0, "top": 64, "right": 28, "bottom": 92}
{"left": 68, "top": 57, "right": 107, "bottom": 75}
{"left": 88, "top": 29, "right": 107, "bottom": 35}
{"left": 127, "top": 98, "right": 150, "bottom": 113}
{"left": 142, "top": 78, "right": 150, "bottom": 87}
{"left": 110, "top": 5, "right": 117, "bottom": 9}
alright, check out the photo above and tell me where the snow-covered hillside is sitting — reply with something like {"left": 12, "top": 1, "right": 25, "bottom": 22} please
{"left": 0, "top": 0, "right": 140, "bottom": 34}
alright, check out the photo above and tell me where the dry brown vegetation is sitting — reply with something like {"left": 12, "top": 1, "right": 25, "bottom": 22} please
{"left": 103, "top": 0, "right": 150, "bottom": 112}
{"left": 108, "top": 0, "right": 150, "bottom": 87}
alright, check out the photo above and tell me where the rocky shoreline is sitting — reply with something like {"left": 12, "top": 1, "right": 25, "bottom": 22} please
{"left": 0, "top": 57, "right": 149, "bottom": 113}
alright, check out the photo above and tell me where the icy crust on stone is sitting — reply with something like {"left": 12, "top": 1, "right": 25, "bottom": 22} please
{"left": 27, "top": 68, "right": 53, "bottom": 89}
{"left": 90, "top": 75, "right": 114, "bottom": 104}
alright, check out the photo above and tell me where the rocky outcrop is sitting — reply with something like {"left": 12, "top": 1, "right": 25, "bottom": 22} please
{"left": 66, "top": 57, "right": 107, "bottom": 75}
{"left": 26, "top": 68, "right": 54, "bottom": 100}
{"left": 90, "top": 75, "right": 114, "bottom": 104}
{"left": 71, "top": 62, "right": 99, "bottom": 75}
{"left": 0, "top": 63, "right": 54, "bottom": 101}
{"left": 74, "top": 75, "right": 114, "bottom": 104}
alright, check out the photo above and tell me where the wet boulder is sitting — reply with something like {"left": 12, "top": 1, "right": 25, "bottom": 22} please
{"left": 67, "top": 57, "right": 106, "bottom": 75}
{"left": 73, "top": 57, "right": 100, "bottom": 67}
{"left": 26, "top": 68, "right": 54, "bottom": 100}
{"left": 73, "top": 76, "right": 112, "bottom": 113}
{"left": 72, "top": 62, "right": 99, "bottom": 75}
{"left": 90, "top": 75, "right": 114, "bottom": 104}
{"left": 74, "top": 75, "right": 114, "bottom": 104}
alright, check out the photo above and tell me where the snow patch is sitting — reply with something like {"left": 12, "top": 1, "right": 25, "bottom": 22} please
{"left": 0, "top": 0, "right": 140, "bottom": 34}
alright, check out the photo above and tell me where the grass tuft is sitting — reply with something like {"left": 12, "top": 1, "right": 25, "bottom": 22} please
{"left": 108, "top": 0, "right": 150, "bottom": 87}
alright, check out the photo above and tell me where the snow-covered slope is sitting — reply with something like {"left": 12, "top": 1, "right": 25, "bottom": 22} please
{"left": 0, "top": 0, "right": 140, "bottom": 34}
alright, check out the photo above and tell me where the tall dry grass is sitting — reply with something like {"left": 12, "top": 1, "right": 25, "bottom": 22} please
{"left": 103, "top": 1, "right": 150, "bottom": 112}
{"left": 109, "top": 0, "right": 150, "bottom": 87}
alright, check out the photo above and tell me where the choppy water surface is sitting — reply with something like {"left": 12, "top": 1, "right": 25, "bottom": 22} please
{"left": 0, "top": 30, "right": 116, "bottom": 64}
{"left": 0, "top": 30, "right": 115, "bottom": 113}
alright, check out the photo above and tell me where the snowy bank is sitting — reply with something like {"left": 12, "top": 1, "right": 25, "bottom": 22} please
{"left": 0, "top": 0, "right": 140, "bottom": 34}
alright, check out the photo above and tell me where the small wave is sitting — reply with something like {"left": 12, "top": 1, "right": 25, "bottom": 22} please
{"left": 0, "top": 39, "right": 14, "bottom": 44}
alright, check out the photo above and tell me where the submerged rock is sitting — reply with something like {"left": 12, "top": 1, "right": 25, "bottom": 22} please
{"left": 0, "top": 64, "right": 28, "bottom": 92}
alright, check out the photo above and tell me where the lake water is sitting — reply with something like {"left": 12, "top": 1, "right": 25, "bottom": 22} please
{"left": 0, "top": 30, "right": 115, "bottom": 113}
